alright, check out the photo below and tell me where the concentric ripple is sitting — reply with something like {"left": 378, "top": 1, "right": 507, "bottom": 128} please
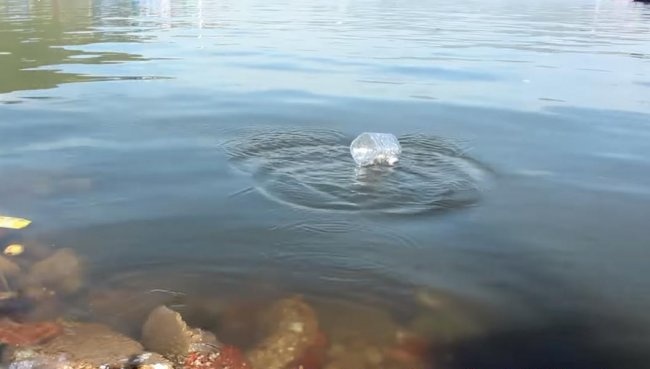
{"left": 223, "top": 128, "right": 491, "bottom": 214}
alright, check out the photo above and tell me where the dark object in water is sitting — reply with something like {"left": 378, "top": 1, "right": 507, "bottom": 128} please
{"left": 0, "top": 295, "right": 33, "bottom": 316}
{"left": 445, "top": 323, "right": 644, "bottom": 369}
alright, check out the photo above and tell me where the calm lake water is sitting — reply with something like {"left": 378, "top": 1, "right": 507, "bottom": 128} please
{"left": 1, "top": 0, "right": 650, "bottom": 367}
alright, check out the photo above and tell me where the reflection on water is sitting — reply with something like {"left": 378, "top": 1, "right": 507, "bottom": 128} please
{"left": 1, "top": 0, "right": 650, "bottom": 367}
{"left": 0, "top": 0, "right": 163, "bottom": 97}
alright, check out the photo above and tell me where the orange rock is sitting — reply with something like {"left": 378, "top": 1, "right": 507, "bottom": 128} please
{"left": 0, "top": 319, "right": 62, "bottom": 346}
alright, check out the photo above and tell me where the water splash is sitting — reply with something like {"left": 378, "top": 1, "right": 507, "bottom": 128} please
{"left": 223, "top": 128, "right": 492, "bottom": 215}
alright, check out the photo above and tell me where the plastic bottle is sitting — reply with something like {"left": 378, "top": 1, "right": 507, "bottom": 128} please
{"left": 350, "top": 133, "right": 401, "bottom": 167}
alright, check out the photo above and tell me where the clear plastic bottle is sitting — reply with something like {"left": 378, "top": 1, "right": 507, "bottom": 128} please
{"left": 350, "top": 132, "right": 401, "bottom": 167}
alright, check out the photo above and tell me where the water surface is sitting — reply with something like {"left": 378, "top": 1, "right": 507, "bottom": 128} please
{"left": 1, "top": 0, "right": 650, "bottom": 367}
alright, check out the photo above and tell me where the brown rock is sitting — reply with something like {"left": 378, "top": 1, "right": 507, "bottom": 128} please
{"left": 246, "top": 296, "right": 319, "bottom": 369}
{"left": 41, "top": 322, "right": 143, "bottom": 365}
{"left": 0, "top": 254, "right": 21, "bottom": 278}
{"left": 6, "top": 322, "right": 145, "bottom": 369}
{"left": 142, "top": 306, "right": 220, "bottom": 362}
{"left": 25, "top": 248, "right": 83, "bottom": 296}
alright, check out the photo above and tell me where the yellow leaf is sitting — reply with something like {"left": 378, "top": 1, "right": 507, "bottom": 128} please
{"left": 0, "top": 216, "right": 32, "bottom": 230}
{"left": 4, "top": 244, "right": 24, "bottom": 256}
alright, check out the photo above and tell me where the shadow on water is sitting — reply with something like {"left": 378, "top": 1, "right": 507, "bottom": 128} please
{"left": 441, "top": 260, "right": 650, "bottom": 369}
{"left": 223, "top": 128, "right": 492, "bottom": 215}
{"left": 446, "top": 323, "right": 648, "bottom": 369}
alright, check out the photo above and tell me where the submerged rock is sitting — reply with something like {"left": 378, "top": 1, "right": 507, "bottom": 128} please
{"left": 142, "top": 306, "right": 220, "bottom": 362}
{"left": 384, "top": 330, "right": 432, "bottom": 368}
{"left": 315, "top": 300, "right": 398, "bottom": 347}
{"left": 141, "top": 305, "right": 254, "bottom": 369}
{"left": 215, "top": 299, "right": 267, "bottom": 348}
{"left": 4, "top": 322, "right": 173, "bottom": 369}
{"left": 23, "top": 248, "right": 83, "bottom": 296}
{"left": 42, "top": 322, "right": 143, "bottom": 363}
{"left": 246, "top": 296, "right": 319, "bottom": 369}
{"left": 183, "top": 346, "right": 251, "bottom": 369}
{"left": 412, "top": 288, "right": 484, "bottom": 343}
{"left": 87, "top": 288, "right": 179, "bottom": 337}
{"left": 0, "top": 319, "right": 62, "bottom": 346}
{"left": 0, "top": 246, "right": 86, "bottom": 320}
{"left": 0, "top": 254, "right": 21, "bottom": 278}
{"left": 291, "top": 331, "right": 328, "bottom": 369}
{"left": 324, "top": 332, "right": 433, "bottom": 369}
{"left": 0, "top": 245, "right": 85, "bottom": 320}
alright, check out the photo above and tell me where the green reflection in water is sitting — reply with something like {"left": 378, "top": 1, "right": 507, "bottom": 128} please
{"left": 0, "top": 0, "right": 152, "bottom": 95}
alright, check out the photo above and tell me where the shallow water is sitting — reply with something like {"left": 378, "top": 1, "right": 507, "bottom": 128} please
{"left": 1, "top": 0, "right": 650, "bottom": 367}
